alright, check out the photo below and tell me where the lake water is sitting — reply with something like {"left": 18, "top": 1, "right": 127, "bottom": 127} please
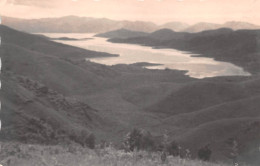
{"left": 41, "top": 33, "right": 251, "bottom": 78}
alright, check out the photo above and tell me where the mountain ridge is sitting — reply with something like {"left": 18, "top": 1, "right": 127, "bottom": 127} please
{"left": 2, "top": 15, "right": 260, "bottom": 33}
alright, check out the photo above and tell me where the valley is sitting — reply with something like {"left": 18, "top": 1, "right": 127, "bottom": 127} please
{"left": 0, "top": 24, "right": 260, "bottom": 165}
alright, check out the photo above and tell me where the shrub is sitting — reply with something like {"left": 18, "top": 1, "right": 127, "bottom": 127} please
{"left": 140, "top": 130, "right": 155, "bottom": 151}
{"left": 123, "top": 128, "right": 155, "bottom": 152}
{"left": 225, "top": 138, "right": 239, "bottom": 165}
{"left": 72, "top": 131, "right": 95, "bottom": 149}
{"left": 167, "top": 141, "right": 180, "bottom": 157}
{"left": 86, "top": 133, "right": 95, "bottom": 149}
{"left": 125, "top": 128, "right": 142, "bottom": 151}
{"left": 198, "top": 144, "right": 212, "bottom": 161}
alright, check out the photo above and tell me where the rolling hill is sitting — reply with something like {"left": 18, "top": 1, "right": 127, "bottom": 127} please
{"left": 0, "top": 25, "right": 192, "bottom": 143}
{"left": 148, "top": 76, "right": 260, "bottom": 164}
{"left": 102, "top": 27, "right": 260, "bottom": 164}
{"left": 0, "top": 24, "right": 119, "bottom": 144}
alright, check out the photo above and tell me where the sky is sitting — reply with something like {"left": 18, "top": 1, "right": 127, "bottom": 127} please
{"left": 0, "top": 0, "right": 260, "bottom": 25}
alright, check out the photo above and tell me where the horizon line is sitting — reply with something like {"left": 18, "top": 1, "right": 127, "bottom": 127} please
{"left": 1, "top": 15, "right": 260, "bottom": 26}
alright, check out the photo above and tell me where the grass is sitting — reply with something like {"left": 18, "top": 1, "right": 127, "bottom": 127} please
{"left": 0, "top": 142, "right": 235, "bottom": 166}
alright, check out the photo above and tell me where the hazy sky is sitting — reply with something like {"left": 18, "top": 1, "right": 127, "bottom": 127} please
{"left": 1, "top": 0, "right": 260, "bottom": 25}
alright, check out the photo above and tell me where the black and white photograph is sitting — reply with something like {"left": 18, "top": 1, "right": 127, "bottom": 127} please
{"left": 0, "top": 0, "right": 260, "bottom": 165}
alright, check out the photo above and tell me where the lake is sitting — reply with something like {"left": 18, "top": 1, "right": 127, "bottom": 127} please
{"left": 41, "top": 33, "right": 251, "bottom": 78}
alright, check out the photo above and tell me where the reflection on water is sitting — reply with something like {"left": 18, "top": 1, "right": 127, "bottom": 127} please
{"left": 41, "top": 33, "right": 251, "bottom": 78}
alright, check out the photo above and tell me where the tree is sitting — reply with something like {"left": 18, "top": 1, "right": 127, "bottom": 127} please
{"left": 128, "top": 128, "right": 143, "bottom": 151}
{"left": 76, "top": 131, "right": 95, "bottom": 149}
{"left": 123, "top": 128, "right": 155, "bottom": 152}
{"left": 140, "top": 130, "right": 155, "bottom": 151}
{"left": 167, "top": 141, "right": 180, "bottom": 157}
{"left": 226, "top": 138, "right": 239, "bottom": 166}
{"left": 198, "top": 144, "right": 212, "bottom": 161}
{"left": 86, "top": 133, "right": 95, "bottom": 149}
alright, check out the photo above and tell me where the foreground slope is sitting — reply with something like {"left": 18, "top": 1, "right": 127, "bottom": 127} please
{"left": 0, "top": 25, "right": 119, "bottom": 144}
{"left": 0, "top": 73, "right": 102, "bottom": 144}
{"left": 0, "top": 142, "right": 233, "bottom": 166}
{"left": 101, "top": 28, "right": 260, "bottom": 164}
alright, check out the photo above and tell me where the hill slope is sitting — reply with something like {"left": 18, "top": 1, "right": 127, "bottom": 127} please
{"left": 0, "top": 25, "right": 192, "bottom": 143}
{"left": 1, "top": 25, "right": 260, "bottom": 165}
{"left": 148, "top": 77, "right": 260, "bottom": 164}
{"left": 0, "top": 25, "right": 120, "bottom": 144}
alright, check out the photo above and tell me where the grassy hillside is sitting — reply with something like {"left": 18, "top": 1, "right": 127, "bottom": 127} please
{"left": 147, "top": 76, "right": 260, "bottom": 163}
{"left": 0, "top": 24, "right": 119, "bottom": 144}
{"left": 0, "top": 25, "right": 192, "bottom": 143}
{"left": 1, "top": 25, "right": 260, "bottom": 165}
{"left": 0, "top": 74, "right": 102, "bottom": 144}
{"left": 103, "top": 28, "right": 260, "bottom": 164}
{"left": 0, "top": 142, "right": 234, "bottom": 166}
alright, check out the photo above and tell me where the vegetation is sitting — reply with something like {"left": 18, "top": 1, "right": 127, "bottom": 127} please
{"left": 198, "top": 144, "right": 212, "bottom": 161}
{"left": 0, "top": 142, "right": 236, "bottom": 166}
{"left": 123, "top": 129, "right": 214, "bottom": 164}
{"left": 123, "top": 128, "right": 155, "bottom": 152}
{"left": 1, "top": 25, "right": 260, "bottom": 166}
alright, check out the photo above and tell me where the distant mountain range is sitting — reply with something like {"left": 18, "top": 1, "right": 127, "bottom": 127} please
{"left": 1, "top": 16, "right": 158, "bottom": 33}
{"left": 185, "top": 21, "right": 260, "bottom": 33}
{"left": 2, "top": 15, "right": 260, "bottom": 33}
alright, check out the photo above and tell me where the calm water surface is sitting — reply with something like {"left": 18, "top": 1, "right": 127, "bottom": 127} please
{"left": 41, "top": 33, "right": 251, "bottom": 78}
